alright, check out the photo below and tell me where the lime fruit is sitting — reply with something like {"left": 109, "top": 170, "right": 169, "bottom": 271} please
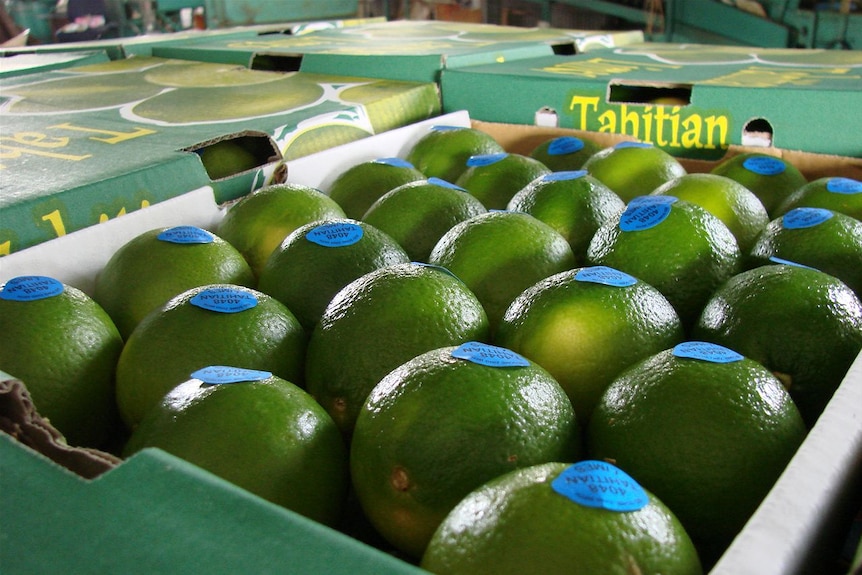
{"left": 528, "top": 135, "right": 601, "bottom": 172}
{"left": 405, "top": 125, "right": 505, "bottom": 184}
{"left": 257, "top": 219, "right": 410, "bottom": 332}
{"left": 774, "top": 176, "right": 862, "bottom": 221}
{"left": 421, "top": 461, "right": 702, "bottom": 575}
{"left": 581, "top": 142, "right": 687, "bottom": 203}
{"left": 361, "top": 178, "right": 487, "bottom": 262}
{"left": 586, "top": 196, "right": 741, "bottom": 331}
{"left": 710, "top": 153, "right": 807, "bottom": 217}
{"left": 588, "top": 341, "right": 807, "bottom": 564}
{"left": 506, "top": 170, "right": 625, "bottom": 265}
{"left": 428, "top": 210, "right": 576, "bottom": 335}
{"left": 651, "top": 173, "right": 770, "bottom": 254}
{"left": 199, "top": 139, "right": 259, "bottom": 180}
{"left": 305, "top": 262, "right": 490, "bottom": 437}
{"left": 123, "top": 366, "right": 347, "bottom": 526}
{"left": 217, "top": 183, "right": 346, "bottom": 278}
{"left": 496, "top": 266, "right": 684, "bottom": 424}
{"left": 454, "top": 152, "right": 551, "bottom": 210}
{"left": 326, "top": 157, "right": 425, "bottom": 220}
{"left": 747, "top": 208, "right": 862, "bottom": 296}
{"left": 93, "top": 226, "right": 255, "bottom": 339}
{"left": 350, "top": 342, "right": 580, "bottom": 558}
{"left": 692, "top": 264, "right": 862, "bottom": 427}
{"left": 0, "top": 276, "right": 123, "bottom": 448}
{"left": 115, "top": 284, "right": 307, "bottom": 429}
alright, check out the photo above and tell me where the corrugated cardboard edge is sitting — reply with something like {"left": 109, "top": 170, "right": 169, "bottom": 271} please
{"left": 0, "top": 378, "right": 120, "bottom": 480}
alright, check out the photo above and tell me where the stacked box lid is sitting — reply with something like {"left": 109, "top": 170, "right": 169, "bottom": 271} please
{"left": 152, "top": 19, "right": 644, "bottom": 83}
{"left": 441, "top": 42, "right": 862, "bottom": 159}
{"left": 0, "top": 56, "right": 440, "bottom": 256}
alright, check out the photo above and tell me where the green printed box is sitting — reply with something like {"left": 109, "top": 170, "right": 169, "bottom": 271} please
{"left": 441, "top": 42, "right": 862, "bottom": 159}
{"left": 0, "top": 50, "right": 111, "bottom": 78}
{"left": 153, "top": 20, "right": 644, "bottom": 84}
{"left": 0, "top": 56, "right": 440, "bottom": 256}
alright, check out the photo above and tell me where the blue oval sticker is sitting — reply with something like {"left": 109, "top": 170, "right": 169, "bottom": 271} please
{"left": 373, "top": 157, "right": 415, "bottom": 169}
{"left": 0, "top": 276, "right": 65, "bottom": 301}
{"left": 466, "top": 153, "right": 508, "bottom": 168}
{"left": 157, "top": 226, "right": 215, "bottom": 244}
{"left": 190, "top": 287, "right": 258, "bottom": 313}
{"left": 428, "top": 177, "right": 467, "bottom": 192}
{"left": 742, "top": 156, "right": 786, "bottom": 176}
{"left": 551, "top": 460, "right": 649, "bottom": 512}
{"left": 192, "top": 366, "right": 272, "bottom": 384}
{"left": 575, "top": 266, "right": 637, "bottom": 287}
{"left": 451, "top": 342, "right": 530, "bottom": 368}
{"left": 673, "top": 341, "right": 744, "bottom": 364}
{"left": 782, "top": 207, "right": 833, "bottom": 229}
{"left": 619, "top": 196, "right": 677, "bottom": 232}
{"left": 547, "top": 136, "right": 586, "bottom": 155}
{"left": 542, "top": 170, "right": 588, "bottom": 182}
{"left": 825, "top": 177, "right": 861, "bottom": 194}
{"left": 306, "top": 221, "right": 364, "bottom": 247}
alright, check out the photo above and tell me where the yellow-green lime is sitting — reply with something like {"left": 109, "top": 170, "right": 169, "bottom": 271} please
{"left": 361, "top": 178, "right": 487, "bottom": 262}
{"left": 93, "top": 226, "right": 255, "bottom": 339}
{"left": 405, "top": 125, "right": 505, "bottom": 184}
{"left": 305, "top": 262, "right": 490, "bottom": 437}
{"left": 123, "top": 367, "right": 347, "bottom": 526}
{"left": 747, "top": 208, "right": 862, "bottom": 296}
{"left": 199, "top": 139, "right": 259, "bottom": 180}
{"left": 257, "top": 219, "right": 410, "bottom": 332}
{"left": 421, "top": 461, "right": 702, "bottom": 575}
{"left": 506, "top": 170, "right": 625, "bottom": 265}
{"left": 651, "top": 173, "right": 770, "bottom": 254}
{"left": 586, "top": 196, "right": 741, "bottom": 331}
{"left": 326, "top": 157, "right": 425, "bottom": 219}
{"left": 692, "top": 264, "right": 862, "bottom": 427}
{"left": 115, "top": 284, "right": 306, "bottom": 429}
{"left": 528, "top": 135, "right": 601, "bottom": 172}
{"left": 217, "top": 183, "right": 346, "bottom": 278}
{"left": 496, "top": 266, "right": 684, "bottom": 424}
{"left": 428, "top": 210, "right": 576, "bottom": 335}
{"left": 455, "top": 152, "right": 551, "bottom": 209}
{"left": 581, "top": 142, "right": 687, "bottom": 202}
{"left": 588, "top": 341, "right": 807, "bottom": 565}
{"left": 0, "top": 276, "right": 123, "bottom": 448}
{"left": 350, "top": 342, "right": 581, "bottom": 559}
{"left": 710, "top": 152, "right": 807, "bottom": 217}
{"left": 774, "top": 176, "right": 862, "bottom": 221}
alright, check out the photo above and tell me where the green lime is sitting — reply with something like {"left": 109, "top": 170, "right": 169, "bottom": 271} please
{"left": 496, "top": 266, "right": 684, "bottom": 424}
{"left": 428, "top": 210, "right": 576, "bottom": 335}
{"left": 93, "top": 226, "right": 255, "bottom": 339}
{"left": 115, "top": 284, "right": 307, "bottom": 429}
{"left": 455, "top": 153, "right": 551, "bottom": 209}
{"left": 421, "top": 461, "right": 702, "bottom": 575}
{"left": 747, "top": 208, "right": 862, "bottom": 296}
{"left": 693, "top": 264, "right": 862, "bottom": 427}
{"left": 774, "top": 176, "right": 862, "bottom": 220}
{"left": 305, "top": 262, "right": 490, "bottom": 437}
{"left": 361, "top": 178, "right": 487, "bottom": 262}
{"left": 582, "top": 142, "right": 687, "bottom": 202}
{"left": 217, "top": 183, "right": 346, "bottom": 278}
{"left": 405, "top": 125, "right": 505, "bottom": 184}
{"left": 710, "top": 153, "right": 807, "bottom": 217}
{"left": 326, "top": 158, "right": 426, "bottom": 220}
{"left": 257, "top": 219, "right": 410, "bottom": 332}
{"left": 350, "top": 343, "right": 580, "bottom": 558}
{"left": 507, "top": 170, "right": 625, "bottom": 265}
{"left": 586, "top": 196, "right": 741, "bottom": 331}
{"left": 651, "top": 173, "right": 769, "bottom": 254}
{"left": 588, "top": 342, "right": 807, "bottom": 565}
{"left": 123, "top": 367, "right": 347, "bottom": 526}
{"left": 528, "top": 135, "right": 601, "bottom": 172}
{"left": 0, "top": 276, "right": 123, "bottom": 448}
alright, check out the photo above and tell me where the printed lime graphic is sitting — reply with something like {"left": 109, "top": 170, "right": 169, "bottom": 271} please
{"left": 282, "top": 123, "right": 373, "bottom": 161}
{"left": 143, "top": 61, "right": 284, "bottom": 88}
{"left": 2, "top": 73, "right": 161, "bottom": 114}
{"left": 421, "top": 461, "right": 702, "bottom": 575}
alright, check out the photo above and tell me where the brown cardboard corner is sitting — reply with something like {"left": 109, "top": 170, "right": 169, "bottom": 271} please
{"left": 0, "top": 378, "right": 121, "bottom": 480}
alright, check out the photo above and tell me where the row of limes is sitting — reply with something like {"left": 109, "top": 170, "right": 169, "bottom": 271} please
{"left": 1, "top": 124, "right": 860, "bottom": 575}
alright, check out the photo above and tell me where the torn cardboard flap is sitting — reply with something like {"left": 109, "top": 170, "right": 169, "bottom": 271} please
{"left": 0, "top": 377, "right": 120, "bottom": 480}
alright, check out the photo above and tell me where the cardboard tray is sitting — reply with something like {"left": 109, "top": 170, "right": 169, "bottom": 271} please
{"left": 1, "top": 112, "right": 860, "bottom": 575}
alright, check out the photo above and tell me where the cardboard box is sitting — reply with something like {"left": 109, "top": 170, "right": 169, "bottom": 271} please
{"left": 1, "top": 113, "right": 860, "bottom": 574}
{"left": 0, "top": 55, "right": 440, "bottom": 256}
{"left": 152, "top": 20, "right": 644, "bottom": 84}
{"left": 441, "top": 42, "right": 862, "bottom": 160}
